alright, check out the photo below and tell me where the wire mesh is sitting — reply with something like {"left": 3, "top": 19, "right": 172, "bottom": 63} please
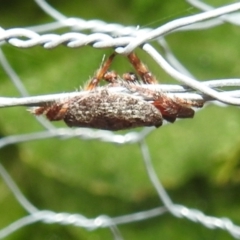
{"left": 1, "top": 0, "right": 240, "bottom": 239}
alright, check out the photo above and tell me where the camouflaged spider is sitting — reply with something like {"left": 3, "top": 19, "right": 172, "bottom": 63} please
{"left": 31, "top": 52, "right": 203, "bottom": 131}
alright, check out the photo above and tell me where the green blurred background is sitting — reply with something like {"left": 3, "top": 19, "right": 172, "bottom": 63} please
{"left": 0, "top": 0, "right": 240, "bottom": 239}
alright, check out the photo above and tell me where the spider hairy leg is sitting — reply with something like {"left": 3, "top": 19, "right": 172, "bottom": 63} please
{"left": 121, "top": 82, "right": 203, "bottom": 123}
{"left": 122, "top": 72, "right": 139, "bottom": 82}
{"left": 30, "top": 102, "right": 69, "bottom": 121}
{"left": 85, "top": 53, "right": 116, "bottom": 90}
{"left": 127, "top": 52, "right": 158, "bottom": 84}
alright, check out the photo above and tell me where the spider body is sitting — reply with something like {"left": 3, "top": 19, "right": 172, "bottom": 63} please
{"left": 31, "top": 52, "right": 203, "bottom": 131}
{"left": 34, "top": 88, "right": 163, "bottom": 130}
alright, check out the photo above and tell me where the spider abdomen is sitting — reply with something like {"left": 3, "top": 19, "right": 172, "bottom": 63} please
{"left": 64, "top": 89, "right": 162, "bottom": 130}
{"left": 32, "top": 89, "right": 163, "bottom": 131}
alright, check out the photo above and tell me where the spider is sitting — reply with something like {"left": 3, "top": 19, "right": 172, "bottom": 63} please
{"left": 31, "top": 52, "right": 204, "bottom": 131}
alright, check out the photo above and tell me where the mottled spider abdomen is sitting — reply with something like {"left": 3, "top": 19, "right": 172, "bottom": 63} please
{"left": 32, "top": 89, "right": 163, "bottom": 131}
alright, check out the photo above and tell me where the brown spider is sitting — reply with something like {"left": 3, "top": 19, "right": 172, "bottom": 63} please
{"left": 31, "top": 52, "right": 204, "bottom": 131}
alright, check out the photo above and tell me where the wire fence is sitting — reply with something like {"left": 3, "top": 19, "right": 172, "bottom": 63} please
{"left": 1, "top": 0, "right": 240, "bottom": 239}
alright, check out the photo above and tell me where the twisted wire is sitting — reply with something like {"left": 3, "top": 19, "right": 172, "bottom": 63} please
{"left": 2, "top": 2, "right": 240, "bottom": 50}
{"left": 1, "top": 0, "right": 240, "bottom": 239}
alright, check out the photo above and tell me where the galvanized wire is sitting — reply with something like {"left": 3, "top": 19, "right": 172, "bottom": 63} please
{"left": 1, "top": 0, "right": 240, "bottom": 239}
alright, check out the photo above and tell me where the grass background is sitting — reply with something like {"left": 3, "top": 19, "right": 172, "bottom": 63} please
{"left": 0, "top": 0, "right": 240, "bottom": 239}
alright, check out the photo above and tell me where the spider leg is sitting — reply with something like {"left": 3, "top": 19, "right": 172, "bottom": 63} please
{"left": 85, "top": 53, "right": 116, "bottom": 90}
{"left": 127, "top": 52, "right": 158, "bottom": 84}
{"left": 127, "top": 52, "right": 204, "bottom": 122}
{"left": 102, "top": 71, "right": 118, "bottom": 84}
{"left": 153, "top": 93, "right": 205, "bottom": 122}
{"left": 30, "top": 102, "right": 69, "bottom": 121}
{"left": 153, "top": 98, "right": 195, "bottom": 122}
{"left": 120, "top": 82, "right": 202, "bottom": 122}
{"left": 122, "top": 72, "right": 139, "bottom": 83}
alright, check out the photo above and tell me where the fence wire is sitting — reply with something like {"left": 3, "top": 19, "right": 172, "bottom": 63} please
{"left": 0, "top": 0, "right": 240, "bottom": 239}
